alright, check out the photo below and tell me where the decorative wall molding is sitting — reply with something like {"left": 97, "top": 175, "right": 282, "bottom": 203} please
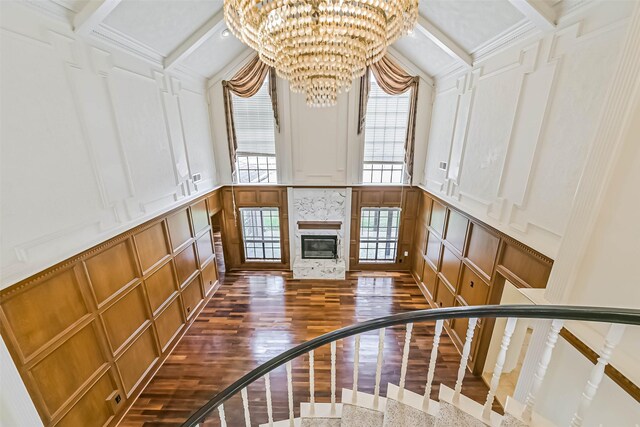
{"left": 422, "top": 2, "right": 633, "bottom": 258}
{"left": 0, "top": 4, "right": 218, "bottom": 288}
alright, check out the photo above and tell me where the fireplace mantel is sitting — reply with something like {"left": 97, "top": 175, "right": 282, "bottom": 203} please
{"left": 297, "top": 221, "right": 342, "bottom": 230}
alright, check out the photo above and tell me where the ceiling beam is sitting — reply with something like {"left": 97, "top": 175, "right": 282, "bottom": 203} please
{"left": 165, "top": 10, "right": 226, "bottom": 71}
{"left": 415, "top": 15, "right": 473, "bottom": 68}
{"left": 74, "top": 0, "right": 122, "bottom": 36}
{"left": 507, "top": 0, "right": 556, "bottom": 31}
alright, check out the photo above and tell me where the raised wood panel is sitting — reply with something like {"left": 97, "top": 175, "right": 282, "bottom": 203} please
{"left": 360, "top": 190, "right": 382, "bottom": 205}
{"left": 419, "top": 193, "right": 432, "bottom": 226}
{"left": 167, "top": 209, "right": 192, "bottom": 252}
{"left": 0, "top": 189, "right": 221, "bottom": 427}
{"left": 115, "top": 327, "right": 158, "bottom": 395}
{"left": 190, "top": 200, "right": 209, "bottom": 235}
{"left": 429, "top": 200, "right": 446, "bottom": 236}
{"left": 85, "top": 241, "right": 138, "bottom": 305}
{"left": 196, "top": 231, "right": 214, "bottom": 266}
{"left": 440, "top": 246, "right": 461, "bottom": 289}
{"left": 144, "top": 261, "right": 178, "bottom": 314}
{"left": 258, "top": 189, "right": 282, "bottom": 205}
{"left": 382, "top": 190, "right": 402, "bottom": 205}
{"left": 155, "top": 298, "right": 184, "bottom": 351}
{"left": 435, "top": 279, "right": 455, "bottom": 308}
{"left": 498, "top": 243, "right": 552, "bottom": 288}
{"left": 174, "top": 244, "right": 198, "bottom": 287}
{"left": 422, "top": 261, "right": 437, "bottom": 298}
{"left": 458, "top": 265, "right": 490, "bottom": 306}
{"left": 1, "top": 267, "right": 88, "bottom": 359}
{"left": 30, "top": 322, "right": 107, "bottom": 416}
{"left": 101, "top": 285, "right": 150, "bottom": 354}
{"left": 425, "top": 232, "right": 441, "bottom": 269}
{"left": 201, "top": 260, "right": 217, "bottom": 296}
{"left": 207, "top": 191, "right": 222, "bottom": 215}
{"left": 413, "top": 251, "right": 424, "bottom": 282}
{"left": 445, "top": 210, "right": 468, "bottom": 254}
{"left": 236, "top": 189, "right": 258, "bottom": 205}
{"left": 56, "top": 371, "right": 118, "bottom": 427}
{"left": 134, "top": 223, "right": 170, "bottom": 273}
{"left": 466, "top": 223, "right": 500, "bottom": 278}
{"left": 181, "top": 276, "right": 203, "bottom": 319}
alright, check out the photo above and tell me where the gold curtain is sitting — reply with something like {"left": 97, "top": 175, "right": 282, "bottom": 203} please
{"left": 358, "top": 55, "right": 420, "bottom": 181}
{"left": 222, "top": 55, "right": 279, "bottom": 177}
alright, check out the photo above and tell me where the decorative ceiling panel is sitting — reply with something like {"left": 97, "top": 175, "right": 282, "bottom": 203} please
{"left": 181, "top": 30, "right": 247, "bottom": 79}
{"left": 392, "top": 32, "right": 457, "bottom": 77}
{"left": 103, "top": 0, "right": 223, "bottom": 56}
{"left": 419, "top": 0, "right": 525, "bottom": 52}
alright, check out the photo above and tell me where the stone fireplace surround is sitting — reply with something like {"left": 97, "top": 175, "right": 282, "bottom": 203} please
{"left": 288, "top": 188, "right": 351, "bottom": 279}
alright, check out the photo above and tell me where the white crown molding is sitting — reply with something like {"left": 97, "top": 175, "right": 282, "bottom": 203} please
{"left": 544, "top": 1, "right": 640, "bottom": 303}
{"left": 91, "top": 23, "right": 165, "bottom": 65}
{"left": 387, "top": 46, "right": 434, "bottom": 87}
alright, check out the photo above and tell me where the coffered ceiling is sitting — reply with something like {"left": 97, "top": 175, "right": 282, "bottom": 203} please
{"left": 33, "top": 0, "right": 577, "bottom": 81}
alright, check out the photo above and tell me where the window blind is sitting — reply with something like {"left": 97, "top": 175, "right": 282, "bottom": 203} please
{"left": 363, "top": 73, "right": 411, "bottom": 164}
{"left": 231, "top": 76, "right": 276, "bottom": 155}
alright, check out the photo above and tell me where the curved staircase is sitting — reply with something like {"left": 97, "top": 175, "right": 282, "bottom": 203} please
{"left": 182, "top": 305, "right": 640, "bottom": 427}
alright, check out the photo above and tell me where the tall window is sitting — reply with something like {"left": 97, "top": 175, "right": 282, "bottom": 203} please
{"left": 232, "top": 77, "right": 277, "bottom": 183}
{"left": 240, "top": 208, "right": 281, "bottom": 261}
{"left": 359, "top": 208, "right": 401, "bottom": 262}
{"left": 362, "top": 73, "right": 411, "bottom": 184}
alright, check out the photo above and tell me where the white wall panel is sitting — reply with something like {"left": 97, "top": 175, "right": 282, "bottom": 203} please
{"left": 421, "top": 1, "right": 633, "bottom": 257}
{"left": 0, "top": 2, "right": 218, "bottom": 288}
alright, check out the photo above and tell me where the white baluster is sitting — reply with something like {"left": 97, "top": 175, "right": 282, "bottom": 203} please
{"left": 422, "top": 319, "right": 443, "bottom": 411}
{"left": 265, "top": 372, "right": 274, "bottom": 426}
{"left": 241, "top": 388, "right": 251, "bottom": 427}
{"left": 331, "top": 341, "right": 337, "bottom": 415}
{"left": 483, "top": 317, "right": 517, "bottom": 419}
{"left": 373, "top": 328, "right": 386, "bottom": 409}
{"left": 309, "top": 350, "right": 315, "bottom": 415}
{"left": 521, "top": 319, "right": 564, "bottom": 422}
{"left": 218, "top": 403, "right": 227, "bottom": 427}
{"left": 453, "top": 317, "right": 478, "bottom": 405}
{"left": 398, "top": 323, "right": 414, "bottom": 400}
{"left": 569, "top": 324, "right": 626, "bottom": 427}
{"left": 353, "top": 334, "right": 361, "bottom": 404}
{"left": 286, "top": 361, "right": 294, "bottom": 427}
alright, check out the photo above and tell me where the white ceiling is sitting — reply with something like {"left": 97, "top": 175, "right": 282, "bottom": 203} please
{"left": 34, "top": 0, "right": 576, "bottom": 81}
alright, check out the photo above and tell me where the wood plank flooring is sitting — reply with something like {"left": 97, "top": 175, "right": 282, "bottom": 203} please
{"left": 119, "top": 271, "right": 494, "bottom": 427}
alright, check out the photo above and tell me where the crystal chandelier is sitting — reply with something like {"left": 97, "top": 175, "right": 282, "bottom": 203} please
{"left": 224, "top": 0, "right": 418, "bottom": 107}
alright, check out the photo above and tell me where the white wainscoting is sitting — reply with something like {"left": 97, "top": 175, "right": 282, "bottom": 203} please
{"left": 421, "top": 1, "right": 634, "bottom": 258}
{"left": 0, "top": 2, "right": 218, "bottom": 289}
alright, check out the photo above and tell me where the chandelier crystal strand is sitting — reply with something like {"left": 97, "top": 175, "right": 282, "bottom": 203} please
{"left": 224, "top": 0, "right": 418, "bottom": 107}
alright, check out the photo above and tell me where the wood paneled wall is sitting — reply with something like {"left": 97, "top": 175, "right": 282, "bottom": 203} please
{"left": 350, "top": 187, "right": 420, "bottom": 271}
{"left": 220, "top": 186, "right": 290, "bottom": 270}
{"left": 0, "top": 189, "right": 223, "bottom": 427}
{"left": 410, "top": 187, "right": 553, "bottom": 373}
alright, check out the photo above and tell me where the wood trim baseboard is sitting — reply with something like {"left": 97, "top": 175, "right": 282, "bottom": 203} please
{"left": 559, "top": 327, "right": 639, "bottom": 403}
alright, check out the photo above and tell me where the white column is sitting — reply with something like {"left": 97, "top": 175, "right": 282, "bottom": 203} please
{"left": 373, "top": 328, "right": 386, "bottom": 409}
{"left": 453, "top": 318, "right": 478, "bottom": 404}
{"left": 521, "top": 319, "right": 564, "bottom": 422}
{"left": 265, "top": 372, "right": 274, "bottom": 426}
{"left": 331, "top": 341, "right": 337, "bottom": 415}
{"left": 286, "top": 361, "right": 295, "bottom": 427}
{"left": 569, "top": 324, "right": 626, "bottom": 427}
{"left": 398, "top": 323, "right": 414, "bottom": 400}
{"left": 352, "top": 334, "right": 361, "bottom": 404}
{"left": 483, "top": 317, "right": 517, "bottom": 419}
{"left": 309, "top": 350, "right": 315, "bottom": 415}
{"left": 423, "top": 319, "right": 443, "bottom": 411}
{"left": 241, "top": 388, "right": 251, "bottom": 427}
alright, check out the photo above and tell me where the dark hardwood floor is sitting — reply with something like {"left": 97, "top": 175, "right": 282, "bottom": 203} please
{"left": 119, "top": 271, "right": 493, "bottom": 427}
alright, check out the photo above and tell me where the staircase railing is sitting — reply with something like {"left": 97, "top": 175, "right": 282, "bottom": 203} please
{"left": 182, "top": 304, "right": 640, "bottom": 427}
